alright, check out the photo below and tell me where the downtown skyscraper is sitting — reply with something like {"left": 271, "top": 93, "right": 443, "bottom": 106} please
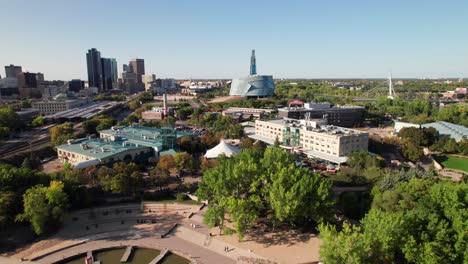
{"left": 129, "top": 58, "right": 145, "bottom": 84}
{"left": 101, "top": 58, "right": 113, "bottom": 91}
{"left": 86, "top": 48, "right": 102, "bottom": 89}
{"left": 86, "top": 49, "right": 118, "bottom": 91}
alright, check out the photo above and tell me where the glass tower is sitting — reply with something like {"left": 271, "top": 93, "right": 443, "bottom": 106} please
{"left": 250, "top": 49, "right": 257, "bottom": 75}
{"left": 86, "top": 48, "right": 102, "bottom": 89}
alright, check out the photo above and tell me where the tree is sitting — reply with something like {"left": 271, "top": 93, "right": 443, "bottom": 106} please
{"left": 157, "top": 155, "right": 176, "bottom": 174}
{"left": 176, "top": 107, "right": 194, "bottom": 120}
{"left": 0, "top": 108, "right": 20, "bottom": 138}
{"left": 319, "top": 223, "right": 368, "bottom": 264}
{"left": 178, "top": 136, "right": 196, "bottom": 152}
{"left": 50, "top": 122, "right": 74, "bottom": 145}
{"left": 200, "top": 156, "right": 217, "bottom": 172}
{"left": 197, "top": 147, "right": 333, "bottom": 239}
{"left": 16, "top": 181, "right": 69, "bottom": 235}
{"left": 240, "top": 137, "right": 255, "bottom": 149}
{"left": 200, "top": 130, "right": 220, "bottom": 149}
{"left": 31, "top": 115, "right": 44, "bottom": 127}
{"left": 263, "top": 147, "right": 333, "bottom": 225}
{"left": 347, "top": 151, "right": 380, "bottom": 170}
{"left": 94, "top": 115, "right": 115, "bottom": 132}
{"left": 0, "top": 191, "right": 17, "bottom": 227}
{"left": 0, "top": 164, "right": 50, "bottom": 228}
{"left": 97, "top": 162, "right": 141, "bottom": 195}
{"left": 82, "top": 120, "right": 99, "bottom": 135}
{"left": 319, "top": 179, "right": 468, "bottom": 264}
{"left": 58, "top": 163, "right": 87, "bottom": 185}
{"left": 149, "top": 168, "right": 170, "bottom": 190}
{"left": 126, "top": 114, "right": 139, "bottom": 123}
{"left": 21, "top": 157, "right": 32, "bottom": 169}
{"left": 174, "top": 152, "right": 194, "bottom": 173}
{"left": 402, "top": 142, "right": 423, "bottom": 161}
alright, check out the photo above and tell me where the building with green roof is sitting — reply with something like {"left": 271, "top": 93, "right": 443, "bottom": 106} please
{"left": 57, "top": 125, "right": 195, "bottom": 168}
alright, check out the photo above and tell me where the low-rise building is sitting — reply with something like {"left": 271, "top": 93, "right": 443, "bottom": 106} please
{"left": 16, "top": 108, "right": 40, "bottom": 123}
{"left": 99, "top": 125, "right": 194, "bottom": 153}
{"left": 252, "top": 118, "right": 368, "bottom": 164}
{"left": 57, "top": 137, "right": 153, "bottom": 169}
{"left": 32, "top": 93, "right": 88, "bottom": 115}
{"left": 222, "top": 107, "right": 276, "bottom": 121}
{"left": 57, "top": 125, "right": 196, "bottom": 168}
{"left": 394, "top": 121, "right": 421, "bottom": 133}
{"left": 141, "top": 106, "right": 174, "bottom": 121}
{"left": 278, "top": 101, "right": 365, "bottom": 128}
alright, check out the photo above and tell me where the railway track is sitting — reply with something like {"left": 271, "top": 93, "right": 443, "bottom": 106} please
{"left": 0, "top": 135, "right": 51, "bottom": 159}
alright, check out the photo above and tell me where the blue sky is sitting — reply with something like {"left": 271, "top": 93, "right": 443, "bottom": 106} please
{"left": 1, "top": 0, "right": 467, "bottom": 80}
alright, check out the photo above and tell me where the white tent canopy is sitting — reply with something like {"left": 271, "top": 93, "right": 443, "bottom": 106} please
{"left": 204, "top": 140, "right": 241, "bottom": 159}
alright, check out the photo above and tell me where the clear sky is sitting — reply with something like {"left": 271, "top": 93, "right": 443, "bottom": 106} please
{"left": 1, "top": 0, "right": 467, "bottom": 80}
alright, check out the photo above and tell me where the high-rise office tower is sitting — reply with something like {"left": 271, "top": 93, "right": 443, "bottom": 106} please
{"left": 101, "top": 58, "right": 114, "bottom": 91}
{"left": 123, "top": 64, "right": 130, "bottom": 72}
{"left": 17, "top": 72, "right": 37, "bottom": 88}
{"left": 5, "top": 64, "right": 22, "bottom": 78}
{"left": 36, "top": 72, "right": 44, "bottom": 85}
{"left": 86, "top": 48, "right": 102, "bottom": 89}
{"left": 110, "top": 58, "right": 118, "bottom": 84}
{"left": 250, "top": 49, "right": 256, "bottom": 75}
{"left": 129, "top": 58, "right": 145, "bottom": 84}
{"left": 69, "top": 79, "right": 85, "bottom": 92}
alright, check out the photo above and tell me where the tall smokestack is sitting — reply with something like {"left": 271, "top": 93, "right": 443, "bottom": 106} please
{"left": 163, "top": 93, "right": 168, "bottom": 118}
{"left": 250, "top": 49, "right": 256, "bottom": 75}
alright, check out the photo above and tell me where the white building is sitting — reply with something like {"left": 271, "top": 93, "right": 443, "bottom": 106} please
{"left": 252, "top": 119, "right": 368, "bottom": 164}
{"left": 32, "top": 94, "right": 88, "bottom": 115}
{"left": 0, "top": 77, "right": 18, "bottom": 88}
{"left": 142, "top": 74, "right": 156, "bottom": 91}
{"left": 41, "top": 85, "right": 68, "bottom": 100}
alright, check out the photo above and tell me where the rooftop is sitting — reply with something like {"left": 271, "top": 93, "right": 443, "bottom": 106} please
{"left": 421, "top": 121, "right": 468, "bottom": 141}
{"left": 279, "top": 104, "right": 364, "bottom": 111}
{"left": 100, "top": 125, "right": 194, "bottom": 149}
{"left": 16, "top": 108, "right": 39, "bottom": 115}
{"left": 56, "top": 138, "right": 148, "bottom": 160}
{"left": 45, "top": 101, "right": 118, "bottom": 119}
{"left": 259, "top": 119, "right": 366, "bottom": 137}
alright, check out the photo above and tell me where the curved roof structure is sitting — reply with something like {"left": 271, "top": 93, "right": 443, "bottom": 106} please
{"left": 421, "top": 121, "right": 468, "bottom": 142}
{"left": 204, "top": 140, "right": 241, "bottom": 159}
{"left": 229, "top": 75, "right": 275, "bottom": 97}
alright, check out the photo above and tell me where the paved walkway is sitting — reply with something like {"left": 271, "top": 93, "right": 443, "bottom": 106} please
{"left": 0, "top": 257, "right": 39, "bottom": 263}
{"left": 9, "top": 202, "right": 268, "bottom": 264}
{"left": 36, "top": 236, "right": 234, "bottom": 264}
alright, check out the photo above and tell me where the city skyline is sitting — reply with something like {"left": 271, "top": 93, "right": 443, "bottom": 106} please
{"left": 1, "top": 0, "right": 467, "bottom": 80}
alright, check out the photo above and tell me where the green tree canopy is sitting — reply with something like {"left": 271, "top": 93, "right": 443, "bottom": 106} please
{"left": 97, "top": 162, "right": 141, "bottom": 195}
{"left": 174, "top": 152, "right": 195, "bottom": 173}
{"left": 319, "top": 179, "right": 468, "bottom": 264}
{"left": 50, "top": 122, "right": 74, "bottom": 145}
{"left": 16, "top": 181, "right": 69, "bottom": 235}
{"left": 31, "top": 115, "right": 44, "bottom": 127}
{"left": 0, "top": 107, "right": 20, "bottom": 138}
{"left": 197, "top": 147, "right": 333, "bottom": 239}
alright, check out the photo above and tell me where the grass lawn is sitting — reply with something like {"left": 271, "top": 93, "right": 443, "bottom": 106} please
{"left": 434, "top": 155, "right": 468, "bottom": 172}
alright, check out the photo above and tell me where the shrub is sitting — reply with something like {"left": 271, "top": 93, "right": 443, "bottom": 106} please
{"left": 176, "top": 193, "right": 188, "bottom": 202}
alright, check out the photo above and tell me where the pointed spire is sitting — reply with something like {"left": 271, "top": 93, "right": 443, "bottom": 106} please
{"left": 250, "top": 49, "right": 257, "bottom": 75}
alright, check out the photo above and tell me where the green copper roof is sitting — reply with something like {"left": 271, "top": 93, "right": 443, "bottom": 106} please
{"left": 56, "top": 138, "right": 149, "bottom": 160}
